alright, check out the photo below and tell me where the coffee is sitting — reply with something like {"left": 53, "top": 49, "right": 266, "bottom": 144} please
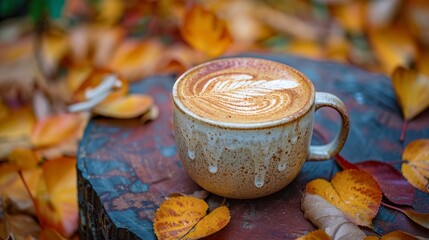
{"left": 174, "top": 58, "right": 313, "bottom": 124}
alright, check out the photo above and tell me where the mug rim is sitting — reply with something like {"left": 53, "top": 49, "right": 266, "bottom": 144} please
{"left": 172, "top": 57, "right": 315, "bottom": 129}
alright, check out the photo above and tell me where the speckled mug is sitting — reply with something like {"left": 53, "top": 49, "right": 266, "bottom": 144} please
{"left": 172, "top": 58, "right": 349, "bottom": 199}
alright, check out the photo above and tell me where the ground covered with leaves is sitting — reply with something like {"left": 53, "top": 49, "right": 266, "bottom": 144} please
{"left": 0, "top": 0, "right": 428, "bottom": 239}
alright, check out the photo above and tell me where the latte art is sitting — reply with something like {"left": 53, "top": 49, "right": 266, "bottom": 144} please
{"left": 197, "top": 74, "right": 298, "bottom": 115}
{"left": 174, "top": 58, "right": 313, "bottom": 124}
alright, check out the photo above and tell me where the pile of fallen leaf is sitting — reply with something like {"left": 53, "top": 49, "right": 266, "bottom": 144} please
{"left": 1, "top": 0, "right": 429, "bottom": 239}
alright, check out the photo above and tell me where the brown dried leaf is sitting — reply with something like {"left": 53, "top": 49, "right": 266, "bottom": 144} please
{"left": 301, "top": 193, "right": 367, "bottom": 240}
{"left": 0, "top": 213, "right": 41, "bottom": 240}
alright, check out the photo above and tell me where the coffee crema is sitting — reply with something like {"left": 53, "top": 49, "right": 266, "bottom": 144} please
{"left": 174, "top": 58, "right": 313, "bottom": 124}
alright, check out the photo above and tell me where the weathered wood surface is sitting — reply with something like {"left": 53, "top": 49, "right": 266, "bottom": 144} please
{"left": 78, "top": 54, "right": 429, "bottom": 239}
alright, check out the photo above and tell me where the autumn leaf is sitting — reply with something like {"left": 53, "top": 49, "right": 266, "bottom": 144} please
{"left": 182, "top": 206, "right": 230, "bottom": 239}
{"left": 153, "top": 196, "right": 208, "bottom": 240}
{"left": 392, "top": 67, "right": 429, "bottom": 120}
{"left": 0, "top": 213, "right": 41, "bottom": 239}
{"left": 39, "top": 228, "right": 68, "bottom": 240}
{"left": 153, "top": 196, "right": 230, "bottom": 240}
{"left": 107, "top": 39, "right": 163, "bottom": 81}
{"left": 306, "top": 169, "right": 382, "bottom": 227}
{"left": 402, "top": 139, "right": 429, "bottom": 193}
{"left": 0, "top": 106, "right": 35, "bottom": 139}
{"left": 379, "top": 230, "right": 427, "bottom": 240}
{"left": 8, "top": 148, "right": 41, "bottom": 169}
{"left": 335, "top": 155, "right": 415, "bottom": 206}
{"left": 34, "top": 157, "right": 78, "bottom": 238}
{"left": 296, "top": 229, "right": 331, "bottom": 240}
{"left": 301, "top": 193, "right": 367, "bottom": 240}
{"left": 368, "top": 27, "right": 417, "bottom": 74}
{"left": 181, "top": 4, "right": 232, "bottom": 57}
{"left": 94, "top": 94, "right": 153, "bottom": 119}
{"left": 41, "top": 28, "right": 70, "bottom": 76}
{"left": 330, "top": 1, "right": 365, "bottom": 34}
{"left": 30, "top": 113, "right": 83, "bottom": 148}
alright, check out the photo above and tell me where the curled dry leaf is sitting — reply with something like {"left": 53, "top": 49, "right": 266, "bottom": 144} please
{"left": 94, "top": 94, "right": 153, "bottom": 119}
{"left": 392, "top": 67, "right": 429, "bottom": 120}
{"left": 181, "top": 4, "right": 232, "bottom": 57}
{"left": 182, "top": 206, "right": 230, "bottom": 240}
{"left": 30, "top": 113, "right": 82, "bottom": 148}
{"left": 301, "top": 193, "right": 367, "bottom": 240}
{"left": 34, "top": 157, "right": 78, "bottom": 238}
{"left": 306, "top": 169, "right": 382, "bottom": 227}
{"left": 296, "top": 229, "right": 332, "bottom": 240}
{"left": 153, "top": 196, "right": 208, "bottom": 240}
{"left": 107, "top": 39, "right": 163, "bottom": 81}
{"left": 402, "top": 139, "right": 429, "bottom": 193}
{"left": 72, "top": 69, "right": 128, "bottom": 104}
{"left": 141, "top": 105, "right": 159, "bottom": 124}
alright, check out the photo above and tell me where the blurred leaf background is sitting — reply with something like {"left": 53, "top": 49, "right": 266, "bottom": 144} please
{"left": 0, "top": 0, "right": 428, "bottom": 239}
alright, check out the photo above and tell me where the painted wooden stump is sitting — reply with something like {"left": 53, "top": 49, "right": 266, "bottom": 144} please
{"left": 77, "top": 54, "right": 429, "bottom": 239}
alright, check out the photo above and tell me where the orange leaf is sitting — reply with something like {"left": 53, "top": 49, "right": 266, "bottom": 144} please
{"left": 94, "top": 0, "right": 125, "bottom": 26}
{"left": 380, "top": 230, "right": 425, "bottom": 240}
{"left": 306, "top": 169, "right": 382, "bottom": 227}
{"left": 94, "top": 94, "right": 153, "bottom": 119}
{"left": 8, "top": 148, "right": 40, "bottom": 169}
{"left": 39, "top": 228, "right": 68, "bottom": 240}
{"left": 182, "top": 206, "right": 230, "bottom": 239}
{"left": 296, "top": 229, "right": 332, "bottom": 240}
{"left": 72, "top": 68, "right": 128, "bottom": 104}
{"left": 0, "top": 100, "right": 9, "bottom": 122}
{"left": 392, "top": 67, "right": 429, "bottom": 120}
{"left": 30, "top": 113, "right": 82, "bottom": 148}
{"left": 66, "top": 66, "right": 93, "bottom": 93}
{"left": 0, "top": 213, "right": 41, "bottom": 239}
{"left": 153, "top": 196, "right": 208, "bottom": 240}
{"left": 331, "top": 1, "right": 366, "bottom": 34}
{"left": 368, "top": 27, "right": 417, "bottom": 74}
{"left": 0, "top": 106, "right": 35, "bottom": 139}
{"left": 34, "top": 157, "right": 78, "bottom": 238}
{"left": 181, "top": 4, "right": 232, "bottom": 57}
{"left": 402, "top": 139, "right": 429, "bottom": 192}
{"left": 107, "top": 40, "right": 163, "bottom": 81}
{"left": 301, "top": 193, "right": 367, "bottom": 239}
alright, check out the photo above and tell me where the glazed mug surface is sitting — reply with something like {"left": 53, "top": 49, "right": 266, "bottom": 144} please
{"left": 172, "top": 57, "right": 349, "bottom": 199}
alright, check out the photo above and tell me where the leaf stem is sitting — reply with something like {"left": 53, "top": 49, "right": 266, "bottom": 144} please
{"left": 18, "top": 170, "right": 44, "bottom": 227}
{"left": 381, "top": 201, "right": 405, "bottom": 214}
{"left": 400, "top": 120, "right": 408, "bottom": 142}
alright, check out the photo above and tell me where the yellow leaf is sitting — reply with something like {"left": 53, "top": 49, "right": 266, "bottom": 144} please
{"left": 368, "top": 27, "right": 417, "bottom": 74}
{"left": 391, "top": 67, "right": 429, "bottom": 120}
{"left": 183, "top": 206, "right": 230, "bottom": 239}
{"left": 181, "top": 4, "right": 232, "bottom": 57}
{"left": 30, "top": 113, "right": 82, "bottom": 148}
{"left": 8, "top": 148, "right": 40, "bottom": 169}
{"left": 286, "top": 40, "right": 324, "bottom": 59}
{"left": 331, "top": 2, "right": 366, "bottom": 34}
{"left": 0, "top": 100, "right": 9, "bottom": 122}
{"left": 39, "top": 228, "right": 68, "bottom": 240}
{"left": 296, "top": 229, "right": 332, "bottom": 240}
{"left": 107, "top": 40, "right": 163, "bottom": 81}
{"left": 0, "top": 107, "right": 35, "bottom": 139}
{"left": 306, "top": 169, "right": 382, "bottom": 227}
{"left": 402, "top": 139, "right": 429, "bottom": 193}
{"left": 94, "top": 94, "right": 153, "bottom": 119}
{"left": 66, "top": 66, "right": 93, "bottom": 93}
{"left": 301, "top": 193, "right": 367, "bottom": 239}
{"left": 94, "top": 0, "right": 124, "bottom": 26}
{"left": 153, "top": 196, "right": 208, "bottom": 240}
{"left": 35, "top": 157, "right": 78, "bottom": 238}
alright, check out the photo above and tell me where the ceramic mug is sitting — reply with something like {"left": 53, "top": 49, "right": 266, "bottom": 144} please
{"left": 172, "top": 58, "right": 349, "bottom": 199}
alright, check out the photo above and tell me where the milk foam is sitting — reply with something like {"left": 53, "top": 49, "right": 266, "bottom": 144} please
{"left": 175, "top": 58, "right": 313, "bottom": 124}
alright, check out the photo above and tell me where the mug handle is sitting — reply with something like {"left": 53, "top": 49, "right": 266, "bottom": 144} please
{"left": 309, "top": 92, "right": 350, "bottom": 160}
